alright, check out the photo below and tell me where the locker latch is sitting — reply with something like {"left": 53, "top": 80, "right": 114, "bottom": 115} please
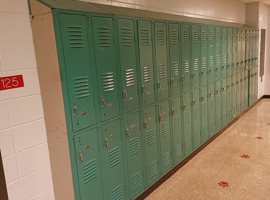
{"left": 142, "top": 85, "right": 146, "bottom": 95}
{"left": 209, "top": 93, "right": 213, "bottom": 97}
{"left": 192, "top": 74, "right": 195, "bottom": 79}
{"left": 209, "top": 69, "right": 212, "bottom": 74}
{"left": 222, "top": 87, "right": 225, "bottom": 91}
{"left": 222, "top": 66, "right": 224, "bottom": 70}
{"left": 216, "top": 90, "right": 219, "bottom": 94}
{"left": 101, "top": 96, "right": 105, "bottom": 107}
{"left": 171, "top": 78, "right": 174, "bottom": 86}
{"left": 172, "top": 109, "right": 175, "bottom": 117}
{"left": 126, "top": 129, "right": 130, "bottom": 138}
{"left": 182, "top": 76, "right": 185, "bottom": 82}
{"left": 105, "top": 138, "right": 109, "bottom": 149}
{"left": 144, "top": 121, "right": 148, "bottom": 129}
{"left": 201, "top": 71, "right": 204, "bottom": 76}
{"left": 201, "top": 96, "right": 204, "bottom": 102}
{"left": 157, "top": 82, "right": 161, "bottom": 89}
{"left": 193, "top": 100, "right": 196, "bottom": 105}
{"left": 216, "top": 67, "right": 218, "bottom": 71}
{"left": 78, "top": 151, "right": 83, "bottom": 163}
{"left": 183, "top": 104, "right": 186, "bottom": 110}
{"left": 124, "top": 90, "right": 128, "bottom": 101}
{"left": 159, "top": 114, "right": 163, "bottom": 122}
{"left": 73, "top": 104, "right": 78, "bottom": 116}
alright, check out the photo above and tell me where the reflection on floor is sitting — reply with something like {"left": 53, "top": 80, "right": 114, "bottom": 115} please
{"left": 146, "top": 99, "right": 270, "bottom": 200}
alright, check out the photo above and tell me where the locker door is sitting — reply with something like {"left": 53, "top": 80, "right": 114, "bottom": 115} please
{"left": 215, "top": 27, "right": 221, "bottom": 80}
{"left": 246, "top": 29, "right": 250, "bottom": 70}
{"left": 226, "top": 77, "right": 232, "bottom": 123}
{"left": 171, "top": 96, "right": 183, "bottom": 164}
{"left": 182, "top": 92, "right": 192, "bottom": 157}
{"left": 169, "top": 23, "right": 181, "bottom": 96}
{"left": 221, "top": 28, "right": 227, "bottom": 79}
{"left": 138, "top": 20, "right": 155, "bottom": 106}
{"left": 232, "top": 74, "right": 237, "bottom": 118}
{"left": 200, "top": 86, "right": 208, "bottom": 143}
{"left": 227, "top": 28, "right": 233, "bottom": 77}
{"left": 208, "top": 26, "right": 215, "bottom": 83}
{"left": 240, "top": 72, "right": 244, "bottom": 112}
{"left": 232, "top": 28, "right": 238, "bottom": 75}
{"left": 158, "top": 101, "right": 172, "bottom": 174}
{"left": 181, "top": 24, "right": 191, "bottom": 92}
{"left": 236, "top": 73, "right": 241, "bottom": 114}
{"left": 215, "top": 80, "right": 222, "bottom": 131}
{"left": 191, "top": 24, "right": 200, "bottom": 89}
{"left": 124, "top": 112, "right": 144, "bottom": 199}
{"left": 237, "top": 28, "right": 241, "bottom": 72}
{"left": 74, "top": 129, "right": 103, "bottom": 200}
{"left": 244, "top": 71, "right": 248, "bottom": 109}
{"left": 102, "top": 119, "right": 126, "bottom": 200}
{"left": 241, "top": 29, "right": 246, "bottom": 70}
{"left": 221, "top": 79, "right": 227, "bottom": 127}
{"left": 155, "top": 22, "right": 169, "bottom": 101}
{"left": 92, "top": 17, "right": 120, "bottom": 121}
{"left": 117, "top": 19, "right": 139, "bottom": 113}
{"left": 200, "top": 25, "right": 208, "bottom": 86}
{"left": 59, "top": 14, "right": 96, "bottom": 132}
{"left": 192, "top": 88, "right": 200, "bottom": 149}
{"left": 254, "top": 69, "right": 258, "bottom": 101}
{"left": 142, "top": 106, "right": 159, "bottom": 186}
{"left": 208, "top": 84, "right": 216, "bottom": 136}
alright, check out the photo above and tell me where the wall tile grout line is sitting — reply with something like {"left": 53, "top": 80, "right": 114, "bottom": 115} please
{"left": 0, "top": 150, "right": 9, "bottom": 200}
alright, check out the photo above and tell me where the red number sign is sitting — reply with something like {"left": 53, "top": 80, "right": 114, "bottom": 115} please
{"left": 0, "top": 75, "right": 24, "bottom": 91}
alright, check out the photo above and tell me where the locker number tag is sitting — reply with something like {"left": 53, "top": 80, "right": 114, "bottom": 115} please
{"left": 0, "top": 75, "right": 24, "bottom": 91}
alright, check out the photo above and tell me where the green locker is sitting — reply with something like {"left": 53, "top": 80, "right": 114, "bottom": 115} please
{"left": 245, "top": 29, "right": 250, "bottom": 70}
{"left": 200, "top": 86, "right": 208, "bottom": 143}
{"left": 250, "top": 70, "right": 254, "bottom": 104}
{"left": 59, "top": 14, "right": 97, "bottom": 132}
{"left": 221, "top": 27, "right": 227, "bottom": 78}
{"left": 236, "top": 73, "right": 241, "bottom": 115}
{"left": 254, "top": 69, "right": 258, "bottom": 102}
{"left": 208, "top": 26, "right": 215, "bottom": 83}
{"left": 142, "top": 106, "right": 159, "bottom": 186}
{"left": 240, "top": 72, "right": 244, "bottom": 112}
{"left": 237, "top": 28, "right": 241, "bottom": 72}
{"left": 227, "top": 28, "right": 233, "bottom": 77}
{"left": 232, "top": 74, "right": 237, "bottom": 118}
{"left": 192, "top": 88, "right": 201, "bottom": 149}
{"left": 124, "top": 112, "right": 144, "bottom": 199}
{"left": 138, "top": 20, "right": 155, "bottom": 106}
{"left": 221, "top": 79, "right": 227, "bottom": 127}
{"left": 182, "top": 92, "right": 192, "bottom": 157}
{"left": 181, "top": 24, "right": 191, "bottom": 92}
{"left": 155, "top": 22, "right": 169, "bottom": 101}
{"left": 169, "top": 23, "right": 181, "bottom": 96}
{"left": 191, "top": 24, "right": 200, "bottom": 89}
{"left": 215, "top": 27, "right": 221, "bottom": 80}
{"left": 171, "top": 96, "right": 183, "bottom": 164}
{"left": 244, "top": 71, "right": 248, "bottom": 109}
{"left": 74, "top": 129, "right": 103, "bottom": 200}
{"left": 200, "top": 25, "right": 208, "bottom": 86}
{"left": 158, "top": 101, "right": 172, "bottom": 174}
{"left": 92, "top": 17, "right": 120, "bottom": 121}
{"left": 241, "top": 29, "right": 246, "bottom": 70}
{"left": 208, "top": 84, "right": 215, "bottom": 136}
{"left": 117, "top": 19, "right": 139, "bottom": 113}
{"left": 232, "top": 28, "right": 238, "bottom": 75}
{"left": 102, "top": 119, "right": 126, "bottom": 200}
{"left": 226, "top": 77, "right": 232, "bottom": 123}
{"left": 215, "top": 80, "right": 222, "bottom": 131}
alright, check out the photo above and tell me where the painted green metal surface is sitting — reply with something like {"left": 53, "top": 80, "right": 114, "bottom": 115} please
{"left": 208, "top": 84, "right": 215, "bottom": 136}
{"left": 191, "top": 24, "right": 200, "bottom": 89}
{"left": 208, "top": 26, "right": 215, "bottom": 83}
{"left": 232, "top": 28, "right": 238, "bottom": 75}
{"left": 236, "top": 72, "right": 241, "bottom": 115}
{"left": 182, "top": 92, "right": 192, "bottom": 157}
{"left": 221, "top": 27, "right": 227, "bottom": 79}
{"left": 215, "top": 80, "right": 222, "bottom": 131}
{"left": 215, "top": 27, "right": 221, "bottom": 81}
{"left": 232, "top": 74, "right": 237, "bottom": 118}
{"left": 200, "top": 86, "right": 208, "bottom": 143}
{"left": 192, "top": 88, "right": 200, "bottom": 149}
{"left": 221, "top": 78, "right": 227, "bottom": 127}
{"left": 200, "top": 25, "right": 208, "bottom": 86}
{"left": 226, "top": 76, "right": 232, "bottom": 123}
{"left": 227, "top": 28, "right": 233, "bottom": 77}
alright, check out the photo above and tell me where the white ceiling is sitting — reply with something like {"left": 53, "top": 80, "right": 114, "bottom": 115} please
{"left": 239, "top": 0, "right": 270, "bottom": 5}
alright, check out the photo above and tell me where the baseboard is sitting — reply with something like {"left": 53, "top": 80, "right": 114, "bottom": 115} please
{"left": 263, "top": 95, "right": 270, "bottom": 98}
{"left": 0, "top": 150, "right": 8, "bottom": 200}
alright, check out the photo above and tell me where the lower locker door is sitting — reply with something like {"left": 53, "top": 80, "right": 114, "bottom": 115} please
{"left": 221, "top": 79, "right": 227, "bottom": 127}
{"left": 171, "top": 96, "right": 183, "bottom": 164}
{"left": 215, "top": 81, "right": 222, "bottom": 131}
{"left": 240, "top": 73, "right": 244, "bottom": 112}
{"left": 232, "top": 75, "right": 236, "bottom": 118}
{"left": 254, "top": 70, "right": 258, "bottom": 102}
{"left": 200, "top": 86, "right": 208, "bottom": 143}
{"left": 236, "top": 77, "right": 241, "bottom": 115}
{"left": 143, "top": 106, "right": 160, "bottom": 186}
{"left": 158, "top": 101, "right": 172, "bottom": 175}
{"left": 124, "top": 112, "right": 144, "bottom": 199}
{"left": 102, "top": 120, "right": 126, "bottom": 200}
{"left": 226, "top": 78, "right": 232, "bottom": 123}
{"left": 208, "top": 84, "right": 216, "bottom": 136}
{"left": 182, "top": 93, "right": 192, "bottom": 157}
{"left": 192, "top": 89, "right": 201, "bottom": 149}
{"left": 74, "top": 129, "right": 103, "bottom": 200}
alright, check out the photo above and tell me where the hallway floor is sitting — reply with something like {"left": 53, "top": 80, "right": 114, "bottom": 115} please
{"left": 145, "top": 99, "right": 270, "bottom": 200}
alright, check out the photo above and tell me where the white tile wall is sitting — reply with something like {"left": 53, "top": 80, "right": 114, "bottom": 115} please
{"left": 7, "top": 181, "right": 22, "bottom": 200}
{"left": 3, "top": 155, "right": 19, "bottom": 183}
{"left": 0, "top": 101, "right": 12, "bottom": 130}
{"left": 30, "top": 189, "right": 55, "bottom": 200}
{"left": 0, "top": 129, "right": 15, "bottom": 157}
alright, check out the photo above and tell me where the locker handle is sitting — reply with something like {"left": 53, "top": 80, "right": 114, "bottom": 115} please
{"left": 222, "top": 87, "right": 225, "bottom": 91}
{"left": 216, "top": 67, "right": 218, "bottom": 71}
{"left": 159, "top": 114, "right": 163, "bottom": 122}
{"left": 183, "top": 104, "right": 186, "bottom": 110}
{"left": 105, "top": 138, "right": 109, "bottom": 149}
{"left": 157, "top": 82, "right": 161, "bottom": 89}
{"left": 216, "top": 90, "right": 219, "bottom": 94}
{"left": 101, "top": 96, "right": 105, "bottom": 107}
{"left": 201, "top": 96, "right": 204, "bottom": 102}
{"left": 209, "top": 93, "right": 213, "bottom": 97}
{"left": 172, "top": 109, "right": 175, "bottom": 117}
{"left": 241, "top": 61, "right": 244, "bottom": 64}
{"left": 171, "top": 78, "right": 175, "bottom": 86}
{"left": 73, "top": 103, "right": 78, "bottom": 116}
{"left": 142, "top": 85, "right": 146, "bottom": 95}
{"left": 126, "top": 129, "right": 130, "bottom": 138}
{"left": 192, "top": 74, "right": 195, "bottom": 79}
{"left": 209, "top": 69, "right": 212, "bottom": 74}
{"left": 228, "top": 64, "right": 230, "bottom": 67}
{"left": 193, "top": 100, "right": 196, "bottom": 105}
{"left": 201, "top": 71, "right": 204, "bottom": 76}
{"left": 144, "top": 121, "right": 148, "bottom": 129}
{"left": 123, "top": 90, "right": 128, "bottom": 101}
{"left": 222, "top": 66, "right": 224, "bottom": 70}
{"left": 78, "top": 150, "right": 83, "bottom": 163}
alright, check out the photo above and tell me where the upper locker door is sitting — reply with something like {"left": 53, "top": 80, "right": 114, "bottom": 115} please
{"left": 59, "top": 14, "right": 97, "bottom": 132}
{"left": 192, "top": 88, "right": 200, "bottom": 149}
{"left": 200, "top": 25, "right": 208, "bottom": 86}
{"left": 241, "top": 29, "right": 246, "bottom": 69}
{"left": 221, "top": 27, "right": 227, "bottom": 79}
{"left": 215, "top": 27, "right": 221, "bottom": 81}
{"left": 208, "top": 26, "right": 215, "bottom": 83}
{"left": 124, "top": 112, "right": 144, "bottom": 199}
{"left": 245, "top": 29, "right": 250, "bottom": 69}
{"left": 191, "top": 24, "right": 200, "bottom": 89}
{"left": 117, "top": 19, "right": 139, "bottom": 113}
{"left": 233, "top": 28, "right": 238, "bottom": 75}
{"left": 237, "top": 28, "right": 242, "bottom": 72}
{"left": 158, "top": 101, "right": 172, "bottom": 174}
{"left": 138, "top": 21, "right": 155, "bottom": 106}
{"left": 227, "top": 28, "right": 233, "bottom": 77}
{"left": 208, "top": 84, "right": 215, "bottom": 136}
{"left": 200, "top": 86, "right": 208, "bottom": 143}
{"left": 92, "top": 17, "right": 120, "bottom": 121}
{"left": 155, "top": 22, "right": 169, "bottom": 101}
{"left": 182, "top": 92, "right": 192, "bottom": 157}
{"left": 169, "top": 23, "right": 181, "bottom": 96}
{"left": 181, "top": 24, "right": 191, "bottom": 92}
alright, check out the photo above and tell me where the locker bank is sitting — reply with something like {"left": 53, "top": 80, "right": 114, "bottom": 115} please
{"left": 0, "top": 0, "right": 270, "bottom": 200}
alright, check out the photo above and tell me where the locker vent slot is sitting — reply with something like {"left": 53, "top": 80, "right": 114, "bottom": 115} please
{"left": 216, "top": 32, "right": 221, "bottom": 41}
{"left": 141, "top": 29, "right": 150, "bottom": 46}
{"left": 184, "top": 60, "right": 189, "bottom": 73}
{"left": 182, "top": 30, "right": 189, "bottom": 44}
{"left": 157, "top": 29, "right": 165, "bottom": 45}
{"left": 216, "top": 55, "right": 220, "bottom": 66}
{"left": 209, "top": 30, "right": 214, "bottom": 43}
{"left": 228, "top": 53, "right": 232, "bottom": 63}
{"left": 185, "top": 137, "right": 192, "bottom": 152}
{"left": 67, "top": 26, "right": 85, "bottom": 48}
{"left": 194, "top": 131, "right": 200, "bottom": 146}
{"left": 192, "top": 30, "right": 199, "bottom": 42}
{"left": 147, "top": 129, "right": 155, "bottom": 146}
{"left": 184, "top": 111, "right": 190, "bottom": 125}
{"left": 125, "top": 68, "right": 135, "bottom": 87}
{"left": 173, "top": 116, "right": 180, "bottom": 130}
{"left": 143, "top": 66, "right": 152, "bottom": 83}
{"left": 163, "top": 151, "right": 171, "bottom": 168}
{"left": 170, "top": 29, "right": 178, "bottom": 44}
{"left": 223, "top": 55, "right": 227, "bottom": 64}
{"left": 149, "top": 160, "right": 158, "bottom": 178}
{"left": 73, "top": 76, "right": 90, "bottom": 99}
{"left": 97, "top": 26, "right": 111, "bottom": 47}
{"left": 102, "top": 72, "right": 115, "bottom": 92}
{"left": 193, "top": 58, "right": 198, "bottom": 71}
{"left": 172, "top": 62, "right": 179, "bottom": 76}
{"left": 175, "top": 143, "right": 182, "bottom": 158}
{"left": 83, "top": 159, "right": 97, "bottom": 184}
{"left": 131, "top": 172, "right": 142, "bottom": 191}
{"left": 194, "top": 106, "right": 199, "bottom": 119}
{"left": 209, "top": 99, "right": 214, "bottom": 110}
{"left": 161, "top": 122, "right": 169, "bottom": 137}
{"left": 158, "top": 64, "right": 167, "bottom": 79}
{"left": 202, "top": 57, "right": 207, "bottom": 69}
{"left": 201, "top": 31, "right": 207, "bottom": 42}
{"left": 108, "top": 147, "right": 120, "bottom": 168}
{"left": 209, "top": 56, "right": 214, "bottom": 67}
{"left": 129, "top": 137, "right": 139, "bottom": 156}
{"left": 121, "top": 27, "right": 132, "bottom": 47}
{"left": 112, "top": 185, "right": 123, "bottom": 200}
{"left": 202, "top": 102, "right": 207, "bottom": 115}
